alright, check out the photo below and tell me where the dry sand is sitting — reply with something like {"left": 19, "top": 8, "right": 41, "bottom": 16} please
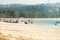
{"left": 0, "top": 22, "right": 60, "bottom": 40}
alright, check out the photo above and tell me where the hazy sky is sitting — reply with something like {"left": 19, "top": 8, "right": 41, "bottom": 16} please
{"left": 0, "top": 0, "right": 60, "bottom": 5}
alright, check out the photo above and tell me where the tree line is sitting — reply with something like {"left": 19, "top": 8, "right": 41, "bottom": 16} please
{"left": 0, "top": 9, "right": 60, "bottom": 18}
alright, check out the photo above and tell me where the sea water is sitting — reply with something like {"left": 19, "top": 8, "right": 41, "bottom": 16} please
{"left": 34, "top": 20, "right": 60, "bottom": 26}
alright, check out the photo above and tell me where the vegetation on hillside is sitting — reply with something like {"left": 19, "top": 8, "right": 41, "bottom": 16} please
{"left": 0, "top": 3, "right": 60, "bottom": 18}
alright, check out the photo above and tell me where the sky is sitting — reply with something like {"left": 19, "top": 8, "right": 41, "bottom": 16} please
{"left": 0, "top": 0, "right": 60, "bottom": 5}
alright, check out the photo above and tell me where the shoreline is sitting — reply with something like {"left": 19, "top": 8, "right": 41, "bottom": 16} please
{"left": 0, "top": 18, "right": 60, "bottom": 20}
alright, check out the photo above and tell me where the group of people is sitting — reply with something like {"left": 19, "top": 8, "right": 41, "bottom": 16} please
{"left": 0, "top": 18, "right": 34, "bottom": 24}
{"left": 25, "top": 20, "right": 34, "bottom": 24}
{"left": 19, "top": 20, "right": 34, "bottom": 24}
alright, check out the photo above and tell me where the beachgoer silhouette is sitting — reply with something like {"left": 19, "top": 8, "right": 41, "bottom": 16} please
{"left": 25, "top": 21, "right": 28, "bottom": 24}
{"left": 55, "top": 23, "right": 57, "bottom": 25}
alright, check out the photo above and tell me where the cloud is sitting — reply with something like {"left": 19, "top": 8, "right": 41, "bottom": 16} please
{"left": 0, "top": 0, "right": 60, "bottom": 4}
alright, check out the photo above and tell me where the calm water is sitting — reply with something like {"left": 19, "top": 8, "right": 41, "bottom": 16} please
{"left": 34, "top": 20, "right": 60, "bottom": 26}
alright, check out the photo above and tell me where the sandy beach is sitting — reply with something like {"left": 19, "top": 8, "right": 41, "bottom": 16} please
{"left": 0, "top": 22, "right": 60, "bottom": 40}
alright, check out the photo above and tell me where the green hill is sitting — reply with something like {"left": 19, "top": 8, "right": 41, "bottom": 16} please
{"left": 0, "top": 3, "right": 60, "bottom": 18}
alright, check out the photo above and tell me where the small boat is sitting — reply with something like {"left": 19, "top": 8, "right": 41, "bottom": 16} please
{"left": 56, "top": 21, "right": 60, "bottom": 23}
{"left": 55, "top": 21, "right": 60, "bottom": 25}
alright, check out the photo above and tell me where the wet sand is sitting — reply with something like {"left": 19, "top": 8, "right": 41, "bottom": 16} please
{"left": 0, "top": 22, "right": 60, "bottom": 40}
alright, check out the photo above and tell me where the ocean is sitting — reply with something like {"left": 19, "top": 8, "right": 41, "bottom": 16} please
{"left": 34, "top": 20, "right": 60, "bottom": 26}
